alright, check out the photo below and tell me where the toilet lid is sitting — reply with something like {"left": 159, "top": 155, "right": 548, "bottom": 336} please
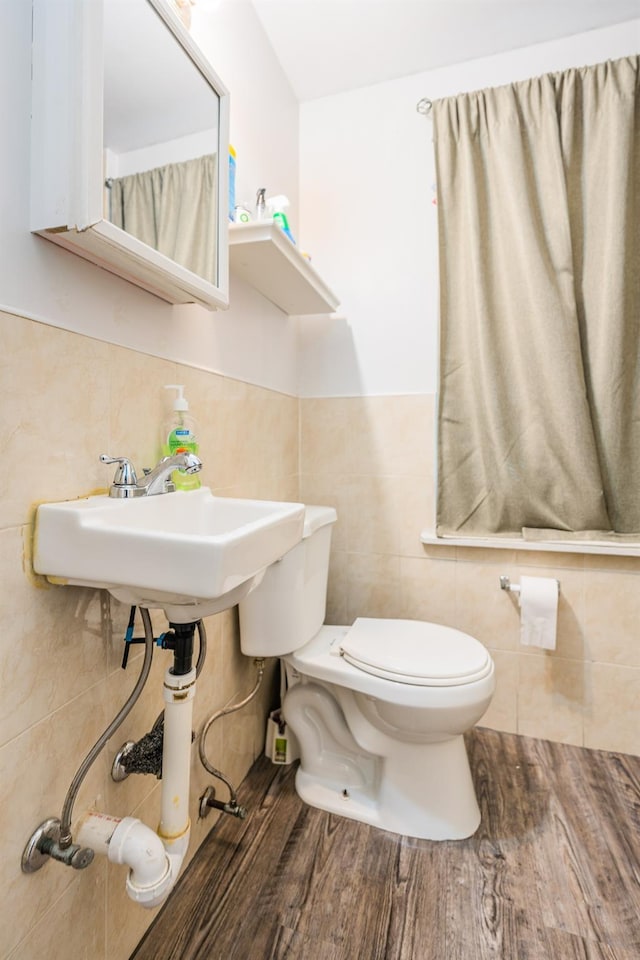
{"left": 340, "top": 619, "right": 492, "bottom": 686}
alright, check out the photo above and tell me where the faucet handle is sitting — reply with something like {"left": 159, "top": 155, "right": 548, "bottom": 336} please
{"left": 99, "top": 455, "right": 138, "bottom": 487}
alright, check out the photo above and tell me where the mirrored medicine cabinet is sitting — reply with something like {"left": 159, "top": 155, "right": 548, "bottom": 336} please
{"left": 31, "top": 0, "right": 229, "bottom": 309}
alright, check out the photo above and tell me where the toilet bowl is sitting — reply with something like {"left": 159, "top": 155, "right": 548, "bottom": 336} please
{"left": 239, "top": 506, "right": 495, "bottom": 840}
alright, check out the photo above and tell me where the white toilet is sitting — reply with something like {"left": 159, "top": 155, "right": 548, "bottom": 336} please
{"left": 239, "top": 506, "right": 495, "bottom": 840}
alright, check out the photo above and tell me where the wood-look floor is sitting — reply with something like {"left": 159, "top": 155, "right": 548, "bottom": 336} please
{"left": 130, "top": 729, "right": 640, "bottom": 960}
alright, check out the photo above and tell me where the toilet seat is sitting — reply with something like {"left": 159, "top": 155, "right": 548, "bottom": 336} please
{"left": 340, "top": 618, "right": 492, "bottom": 686}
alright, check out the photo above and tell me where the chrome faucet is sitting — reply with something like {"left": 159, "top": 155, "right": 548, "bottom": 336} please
{"left": 100, "top": 453, "right": 202, "bottom": 498}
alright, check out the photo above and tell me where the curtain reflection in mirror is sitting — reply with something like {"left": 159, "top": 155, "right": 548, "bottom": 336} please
{"left": 109, "top": 153, "right": 217, "bottom": 283}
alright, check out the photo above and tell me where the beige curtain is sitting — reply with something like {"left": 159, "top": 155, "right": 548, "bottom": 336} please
{"left": 110, "top": 153, "right": 218, "bottom": 284}
{"left": 434, "top": 56, "right": 640, "bottom": 538}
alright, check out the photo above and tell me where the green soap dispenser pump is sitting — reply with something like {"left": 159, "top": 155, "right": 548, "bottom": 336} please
{"left": 162, "top": 384, "right": 201, "bottom": 491}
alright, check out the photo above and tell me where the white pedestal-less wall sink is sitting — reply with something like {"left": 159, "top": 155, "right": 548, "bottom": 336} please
{"left": 33, "top": 488, "right": 305, "bottom": 622}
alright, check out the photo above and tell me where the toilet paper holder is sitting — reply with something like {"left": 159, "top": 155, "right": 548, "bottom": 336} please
{"left": 499, "top": 575, "right": 560, "bottom": 595}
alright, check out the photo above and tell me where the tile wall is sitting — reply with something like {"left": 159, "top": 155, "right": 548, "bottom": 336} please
{"left": 300, "top": 395, "right": 640, "bottom": 758}
{"left": 1, "top": 311, "right": 298, "bottom": 960}
{"left": 3, "top": 314, "right": 638, "bottom": 959}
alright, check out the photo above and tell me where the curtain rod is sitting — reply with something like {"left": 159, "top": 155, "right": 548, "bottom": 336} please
{"left": 416, "top": 97, "right": 432, "bottom": 116}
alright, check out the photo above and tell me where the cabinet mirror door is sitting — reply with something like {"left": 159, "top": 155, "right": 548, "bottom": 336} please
{"left": 31, "top": 0, "right": 229, "bottom": 309}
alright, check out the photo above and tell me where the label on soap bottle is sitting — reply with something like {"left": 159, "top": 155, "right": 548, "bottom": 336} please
{"left": 167, "top": 427, "right": 197, "bottom": 455}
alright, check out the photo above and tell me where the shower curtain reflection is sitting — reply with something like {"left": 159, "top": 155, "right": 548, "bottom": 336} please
{"left": 109, "top": 153, "right": 218, "bottom": 284}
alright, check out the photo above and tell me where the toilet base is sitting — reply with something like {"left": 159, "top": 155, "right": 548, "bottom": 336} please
{"left": 294, "top": 735, "right": 481, "bottom": 841}
{"left": 284, "top": 682, "right": 482, "bottom": 841}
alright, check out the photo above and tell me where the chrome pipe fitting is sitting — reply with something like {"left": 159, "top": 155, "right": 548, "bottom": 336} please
{"left": 198, "top": 786, "right": 247, "bottom": 821}
{"left": 22, "top": 818, "right": 94, "bottom": 873}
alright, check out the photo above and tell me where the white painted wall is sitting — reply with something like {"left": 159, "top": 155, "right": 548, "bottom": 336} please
{"left": 298, "top": 20, "right": 640, "bottom": 398}
{"left": 0, "top": 0, "right": 299, "bottom": 395}
{"left": 2, "top": 4, "right": 637, "bottom": 400}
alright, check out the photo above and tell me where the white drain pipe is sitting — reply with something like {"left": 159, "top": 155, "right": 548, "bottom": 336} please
{"left": 159, "top": 666, "right": 196, "bottom": 842}
{"left": 77, "top": 665, "right": 196, "bottom": 908}
{"left": 78, "top": 813, "right": 172, "bottom": 907}
{"left": 156, "top": 665, "right": 196, "bottom": 883}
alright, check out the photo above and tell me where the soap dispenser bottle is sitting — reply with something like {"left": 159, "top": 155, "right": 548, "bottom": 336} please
{"left": 162, "top": 384, "right": 201, "bottom": 491}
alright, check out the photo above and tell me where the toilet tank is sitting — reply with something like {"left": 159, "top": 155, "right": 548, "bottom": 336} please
{"left": 239, "top": 505, "right": 337, "bottom": 657}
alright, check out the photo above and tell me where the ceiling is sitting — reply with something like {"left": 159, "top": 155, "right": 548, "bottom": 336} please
{"left": 249, "top": 0, "right": 640, "bottom": 101}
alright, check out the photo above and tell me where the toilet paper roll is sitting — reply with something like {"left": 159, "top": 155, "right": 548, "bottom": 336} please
{"left": 519, "top": 576, "right": 558, "bottom": 650}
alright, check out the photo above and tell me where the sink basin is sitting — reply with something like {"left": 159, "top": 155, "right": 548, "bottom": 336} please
{"left": 33, "top": 488, "right": 305, "bottom": 622}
